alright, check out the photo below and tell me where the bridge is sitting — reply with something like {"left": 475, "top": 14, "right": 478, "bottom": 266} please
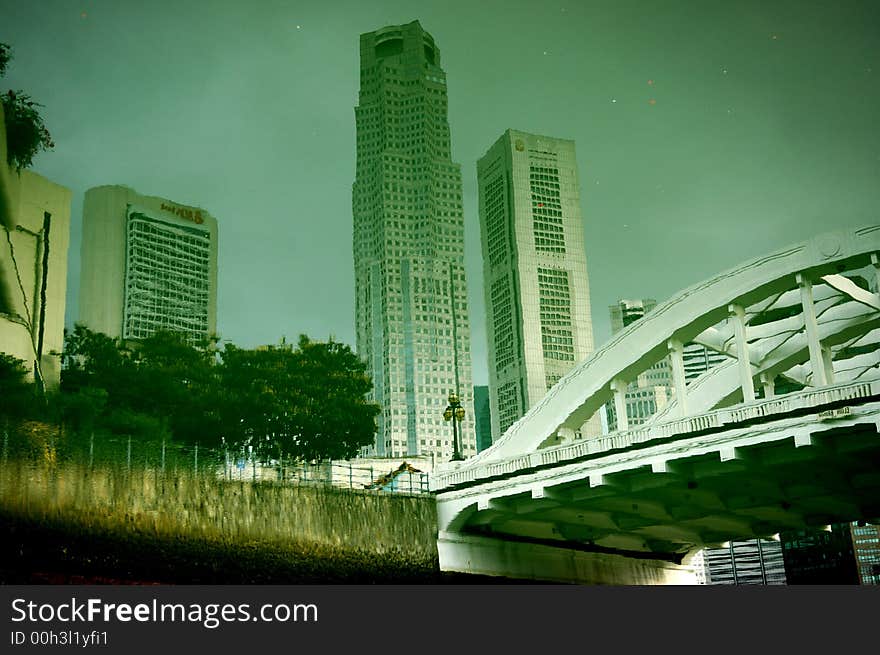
{"left": 431, "top": 225, "right": 880, "bottom": 584}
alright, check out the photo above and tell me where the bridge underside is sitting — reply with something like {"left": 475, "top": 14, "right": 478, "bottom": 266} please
{"left": 438, "top": 418, "right": 880, "bottom": 584}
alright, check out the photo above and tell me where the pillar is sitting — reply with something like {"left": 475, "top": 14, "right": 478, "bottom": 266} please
{"left": 729, "top": 304, "right": 755, "bottom": 402}
{"left": 611, "top": 378, "right": 629, "bottom": 431}
{"left": 796, "top": 272, "right": 828, "bottom": 386}
{"left": 667, "top": 339, "right": 688, "bottom": 416}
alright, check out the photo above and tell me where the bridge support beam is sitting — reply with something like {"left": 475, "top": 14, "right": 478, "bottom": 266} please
{"left": 797, "top": 272, "right": 828, "bottom": 386}
{"left": 729, "top": 304, "right": 756, "bottom": 402}
{"left": 821, "top": 344, "right": 835, "bottom": 384}
{"left": 611, "top": 378, "right": 629, "bottom": 431}
{"left": 668, "top": 339, "right": 688, "bottom": 415}
{"left": 871, "top": 253, "right": 880, "bottom": 293}
{"left": 437, "top": 532, "right": 698, "bottom": 585}
{"left": 760, "top": 373, "right": 776, "bottom": 399}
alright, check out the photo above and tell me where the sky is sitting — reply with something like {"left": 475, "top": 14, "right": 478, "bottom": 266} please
{"left": 2, "top": 0, "right": 879, "bottom": 384}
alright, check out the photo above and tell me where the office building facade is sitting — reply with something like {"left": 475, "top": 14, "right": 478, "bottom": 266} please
{"left": 702, "top": 539, "right": 787, "bottom": 585}
{"left": 682, "top": 342, "right": 728, "bottom": 383}
{"left": 781, "top": 523, "right": 860, "bottom": 584}
{"left": 78, "top": 185, "right": 218, "bottom": 344}
{"left": 473, "top": 385, "right": 492, "bottom": 452}
{"left": 352, "top": 21, "right": 475, "bottom": 459}
{"left": 477, "top": 130, "right": 599, "bottom": 442}
{"left": 851, "top": 522, "right": 880, "bottom": 585}
{"left": 606, "top": 299, "right": 672, "bottom": 431}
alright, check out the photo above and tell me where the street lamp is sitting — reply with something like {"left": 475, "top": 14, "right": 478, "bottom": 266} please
{"left": 443, "top": 391, "right": 465, "bottom": 461}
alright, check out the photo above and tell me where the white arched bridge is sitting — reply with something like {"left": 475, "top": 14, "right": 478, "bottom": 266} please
{"left": 431, "top": 224, "right": 880, "bottom": 584}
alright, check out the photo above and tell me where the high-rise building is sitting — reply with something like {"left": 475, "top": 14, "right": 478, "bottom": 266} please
{"left": 352, "top": 21, "right": 475, "bottom": 460}
{"left": 0, "top": 169, "right": 71, "bottom": 389}
{"left": 702, "top": 539, "right": 787, "bottom": 585}
{"left": 851, "top": 522, "right": 880, "bottom": 585}
{"left": 473, "top": 385, "right": 492, "bottom": 452}
{"left": 477, "top": 129, "right": 599, "bottom": 442}
{"left": 682, "top": 342, "right": 728, "bottom": 383}
{"left": 606, "top": 299, "right": 672, "bottom": 431}
{"left": 78, "top": 185, "right": 218, "bottom": 344}
{"left": 609, "top": 298, "right": 657, "bottom": 335}
{"left": 781, "top": 523, "right": 860, "bottom": 584}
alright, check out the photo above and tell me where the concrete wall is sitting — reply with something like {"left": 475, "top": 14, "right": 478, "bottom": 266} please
{"left": 0, "top": 459, "right": 439, "bottom": 566}
{"left": 438, "top": 533, "right": 698, "bottom": 585}
{"left": 0, "top": 167, "right": 71, "bottom": 388}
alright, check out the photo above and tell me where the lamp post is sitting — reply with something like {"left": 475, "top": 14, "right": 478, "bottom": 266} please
{"left": 443, "top": 391, "right": 465, "bottom": 461}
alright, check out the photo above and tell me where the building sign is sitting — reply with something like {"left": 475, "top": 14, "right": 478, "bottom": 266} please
{"left": 160, "top": 202, "right": 204, "bottom": 224}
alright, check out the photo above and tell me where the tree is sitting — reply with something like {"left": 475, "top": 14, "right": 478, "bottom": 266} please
{"left": 61, "top": 324, "right": 131, "bottom": 395}
{"left": 287, "top": 336, "right": 380, "bottom": 461}
{"left": 0, "top": 351, "right": 34, "bottom": 418}
{"left": 61, "top": 325, "right": 222, "bottom": 444}
{"left": 130, "top": 330, "right": 221, "bottom": 446}
{"left": 218, "top": 336, "right": 379, "bottom": 461}
{"left": 57, "top": 325, "right": 378, "bottom": 457}
{"left": 0, "top": 43, "right": 54, "bottom": 171}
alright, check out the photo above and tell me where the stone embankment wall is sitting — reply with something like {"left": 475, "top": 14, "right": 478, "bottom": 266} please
{"left": 0, "top": 460, "right": 439, "bottom": 567}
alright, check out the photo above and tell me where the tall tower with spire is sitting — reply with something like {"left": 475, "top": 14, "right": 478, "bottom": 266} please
{"left": 352, "top": 21, "right": 475, "bottom": 460}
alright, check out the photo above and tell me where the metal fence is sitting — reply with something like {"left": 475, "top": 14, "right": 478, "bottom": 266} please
{"left": 0, "top": 422, "right": 431, "bottom": 495}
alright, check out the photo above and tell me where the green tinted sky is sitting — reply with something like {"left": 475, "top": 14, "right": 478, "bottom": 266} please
{"left": 2, "top": 0, "right": 878, "bottom": 383}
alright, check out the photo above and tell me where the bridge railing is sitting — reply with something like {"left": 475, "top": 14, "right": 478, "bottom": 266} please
{"left": 432, "top": 377, "right": 880, "bottom": 490}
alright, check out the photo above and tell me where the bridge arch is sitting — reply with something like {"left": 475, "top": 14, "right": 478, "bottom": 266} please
{"left": 462, "top": 224, "right": 880, "bottom": 467}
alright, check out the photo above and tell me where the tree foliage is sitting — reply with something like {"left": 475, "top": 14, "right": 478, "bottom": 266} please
{"left": 219, "top": 336, "right": 379, "bottom": 461}
{"left": 0, "top": 44, "right": 10, "bottom": 77}
{"left": 0, "top": 43, "right": 54, "bottom": 171}
{"left": 0, "top": 351, "right": 34, "bottom": 418}
{"left": 52, "top": 325, "right": 378, "bottom": 461}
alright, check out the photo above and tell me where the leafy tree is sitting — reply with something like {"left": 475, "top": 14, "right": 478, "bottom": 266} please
{"left": 0, "top": 351, "right": 34, "bottom": 418}
{"left": 219, "top": 336, "right": 379, "bottom": 461}
{"left": 0, "top": 44, "right": 10, "bottom": 77}
{"left": 0, "top": 43, "right": 54, "bottom": 171}
{"left": 130, "top": 330, "right": 221, "bottom": 446}
{"left": 61, "top": 325, "right": 221, "bottom": 443}
{"left": 61, "top": 324, "right": 132, "bottom": 395}
{"left": 51, "top": 386, "right": 107, "bottom": 436}
{"left": 288, "top": 336, "right": 379, "bottom": 460}
{"left": 57, "top": 325, "right": 378, "bottom": 458}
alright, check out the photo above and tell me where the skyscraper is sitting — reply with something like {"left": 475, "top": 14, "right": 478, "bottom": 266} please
{"left": 473, "top": 385, "right": 492, "bottom": 452}
{"left": 702, "top": 539, "right": 787, "bottom": 585}
{"left": 78, "top": 185, "right": 218, "bottom": 344}
{"left": 851, "top": 522, "right": 880, "bottom": 585}
{"left": 352, "top": 21, "right": 475, "bottom": 460}
{"left": 606, "top": 299, "right": 672, "bottom": 431}
{"left": 477, "top": 129, "right": 598, "bottom": 442}
{"left": 682, "top": 342, "right": 729, "bottom": 383}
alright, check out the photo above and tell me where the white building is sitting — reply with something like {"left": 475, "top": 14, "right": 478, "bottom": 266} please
{"left": 352, "top": 21, "right": 476, "bottom": 460}
{"left": 78, "top": 185, "right": 218, "bottom": 344}
{"left": 1, "top": 101, "right": 71, "bottom": 390}
{"left": 0, "top": 167, "right": 71, "bottom": 389}
{"left": 477, "top": 130, "right": 599, "bottom": 443}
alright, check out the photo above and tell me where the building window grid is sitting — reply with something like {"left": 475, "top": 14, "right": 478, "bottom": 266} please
{"left": 529, "top": 166, "right": 565, "bottom": 253}
{"left": 123, "top": 215, "right": 211, "bottom": 343}
{"left": 491, "top": 277, "right": 516, "bottom": 371}
{"left": 538, "top": 267, "right": 575, "bottom": 362}
{"left": 484, "top": 174, "right": 507, "bottom": 267}
{"left": 497, "top": 381, "right": 520, "bottom": 435}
